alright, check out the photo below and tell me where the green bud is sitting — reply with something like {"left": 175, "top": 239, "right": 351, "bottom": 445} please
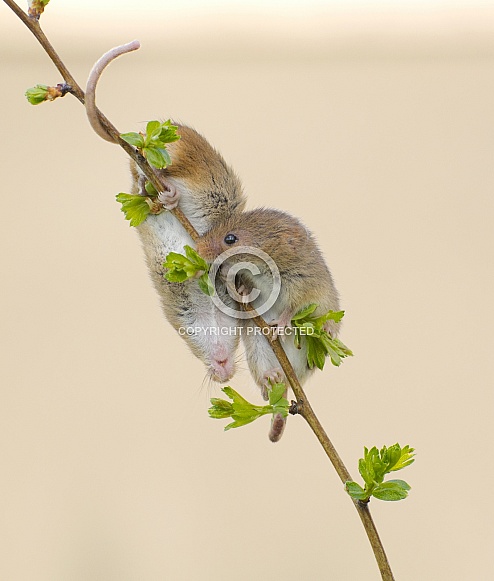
{"left": 25, "top": 84, "right": 49, "bottom": 105}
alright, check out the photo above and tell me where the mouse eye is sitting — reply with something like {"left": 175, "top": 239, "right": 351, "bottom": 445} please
{"left": 224, "top": 233, "right": 238, "bottom": 245}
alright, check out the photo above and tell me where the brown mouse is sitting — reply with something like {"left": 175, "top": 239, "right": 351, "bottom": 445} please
{"left": 196, "top": 208, "right": 341, "bottom": 440}
{"left": 84, "top": 44, "right": 247, "bottom": 382}
{"left": 129, "top": 124, "right": 247, "bottom": 382}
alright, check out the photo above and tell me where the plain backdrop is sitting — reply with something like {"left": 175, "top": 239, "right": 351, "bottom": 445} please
{"left": 1, "top": 1, "right": 493, "bottom": 580}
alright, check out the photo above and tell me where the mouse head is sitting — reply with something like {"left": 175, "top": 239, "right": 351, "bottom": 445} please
{"left": 196, "top": 212, "right": 260, "bottom": 263}
{"left": 196, "top": 208, "right": 300, "bottom": 262}
{"left": 169, "top": 287, "right": 240, "bottom": 383}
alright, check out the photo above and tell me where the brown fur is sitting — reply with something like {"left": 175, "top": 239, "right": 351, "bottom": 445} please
{"left": 196, "top": 208, "right": 340, "bottom": 332}
{"left": 131, "top": 124, "right": 246, "bottom": 230}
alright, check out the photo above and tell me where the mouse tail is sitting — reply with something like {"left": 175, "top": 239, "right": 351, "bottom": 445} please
{"left": 85, "top": 40, "right": 140, "bottom": 143}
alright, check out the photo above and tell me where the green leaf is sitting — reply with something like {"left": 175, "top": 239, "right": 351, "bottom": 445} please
{"left": 208, "top": 385, "right": 289, "bottom": 432}
{"left": 268, "top": 383, "right": 286, "bottom": 406}
{"left": 159, "top": 120, "right": 181, "bottom": 144}
{"left": 372, "top": 480, "right": 411, "bottom": 501}
{"left": 120, "top": 132, "right": 145, "bottom": 148}
{"left": 332, "top": 337, "right": 354, "bottom": 357}
{"left": 163, "top": 252, "right": 191, "bottom": 283}
{"left": 25, "top": 84, "right": 49, "bottom": 105}
{"left": 224, "top": 415, "right": 259, "bottom": 431}
{"left": 352, "top": 444, "right": 415, "bottom": 502}
{"left": 268, "top": 383, "right": 289, "bottom": 418}
{"left": 306, "top": 335, "right": 327, "bottom": 370}
{"left": 345, "top": 481, "right": 368, "bottom": 501}
{"left": 313, "top": 310, "right": 346, "bottom": 327}
{"left": 144, "top": 180, "right": 158, "bottom": 197}
{"left": 163, "top": 246, "right": 211, "bottom": 288}
{"left": 291, "top": 304, "right": 318, "bottom": 321}
{"left": 208, "top": 398, "right": 234, "bottom": 419}
{"left": 184, "top": 245, "right": 209, "bottom": 272}
{"left": 120, "top": 121, "right": 179, "bottom": 174}
{"left": 324, "top": 340, "right": 342, "bottom": 367}
{"left": 143, "top": 146, "right": 167, "bottom": 169}
{"left": 291, "top": 306, "right": 352, "bottom": 370}
{"left": 366, "top": 446, "right": 387, "bottom": 484}
{"left": 156, "top": 147, "right": 172, "bottom": 167}
{"left": 164, "top": 269, "right": 189, "bottom": 283}
{"left": 222, "top": 386, "right": 251, "bottom": 407}
{"left": 358, "top": 456, "right": 374, "bottom": 487}
{"left": 115, "top": 193, "right": 150, "bottom": 227}
{"left": 146, "top": 120, "right": 162, "bottom": 141}
{"left": 198, "top": 273, "right": 215, "bottom": 296}
{"left": 388, "top": 445, "right": 416, "bottom": 472}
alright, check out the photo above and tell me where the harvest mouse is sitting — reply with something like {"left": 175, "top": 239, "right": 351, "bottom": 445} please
{"left": 84, "top": 46, "right": 247, "bottom": 382}
{"left": 129, "top": 125, "right": 247, "bottom": 382}
{"left": 196, "top": 208, "right": 340, "bottom": 438}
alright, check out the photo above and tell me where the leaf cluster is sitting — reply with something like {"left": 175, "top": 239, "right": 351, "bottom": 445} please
{"left": 120, "top": 120, "right": 180, "bottom": 169}
{"left": 25, "top": 83, "right": 66, "bottom": 104}
{"left": 115, "top": 193, "right": 152, "bottom": 227}
{"left": 116, "top": 177, "right": 164, "bottom": 227}
{"left": 209, "top": 384, "right": 289, "bottom": 431}
{"left": 346, "top": 444, "right": 415, "bottom": 502}
{"left": 115, "top": 121, "right": 180, "bottom": 226}
{"left": 163, "top": 246, "right": 213, "bottom": 295}
{"left": 291, "top": 304, "right": 353, "bottom": 369}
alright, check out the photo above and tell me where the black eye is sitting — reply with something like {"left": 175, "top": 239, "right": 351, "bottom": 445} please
{"left": 224, "top": 233, "right": 238, "bottom": 245}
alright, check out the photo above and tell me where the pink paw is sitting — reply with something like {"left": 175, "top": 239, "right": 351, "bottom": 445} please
{"left": 158, "top": 184, "right": 180, "bottom": 209}
{"left": 268, "top": 309, "right": 294, "bottom": 340}
{"left": 260, "top": 368, "right": 284, "bottom": 400}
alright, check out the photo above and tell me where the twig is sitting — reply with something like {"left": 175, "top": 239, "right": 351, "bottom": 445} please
{"left": 241, "top": 303, "right": 395, "bottom": 581}
{"left": 3, "top": 1, "right": 394, "bottom": 578}
{"left": 3, "top": 0, "right": 198, "bottom": 241}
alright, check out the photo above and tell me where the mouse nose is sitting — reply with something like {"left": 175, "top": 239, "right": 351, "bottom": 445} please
{"left": 211, "top": 356, "right": 235, "bottom": 382}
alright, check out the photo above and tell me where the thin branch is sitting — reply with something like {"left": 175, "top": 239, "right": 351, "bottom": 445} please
{"left": 241, "top": 302, "right": 395, "bottom": 581}
{"left": 3, "top": 2, "right": 394, "bottom": 578}
{"left": 3, "top": 0, "right": 85, "bottom": 103}
{"left": 3, "top": 0, "right": 198, "bottom": 242}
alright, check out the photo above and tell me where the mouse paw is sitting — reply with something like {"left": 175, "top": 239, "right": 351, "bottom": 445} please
{"left": 225, "top": 280, "right": 253, "bottom": 303}
{"left": 260, "top": 368, "right": 284, "bottom": 400}
{"left": 269, "top": 310, "right": 293, "bottom": 341}
{"left": 322, "top": 320, "right": 336, "bottom": 336}
{"left": 236, "top": 286, "right": 249, "bottom": 304}
{"left": 158, "top": 183, "right": 180, "bottom": 209}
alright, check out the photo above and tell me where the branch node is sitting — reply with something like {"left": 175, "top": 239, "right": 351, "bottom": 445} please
{"left": 289, "top": 400, "right": 300, "bottom": 415}
{"left": 57, "top": 82, "right": 71, "bottom": 97}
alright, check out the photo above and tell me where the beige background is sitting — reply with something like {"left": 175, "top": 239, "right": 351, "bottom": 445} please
{"left": 1, "top": 2, "right": 494, "bottom": 580}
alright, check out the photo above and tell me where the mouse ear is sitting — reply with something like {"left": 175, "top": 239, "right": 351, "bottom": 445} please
{"left": 224, "top": 233, "right": 238, "bottom": 245}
